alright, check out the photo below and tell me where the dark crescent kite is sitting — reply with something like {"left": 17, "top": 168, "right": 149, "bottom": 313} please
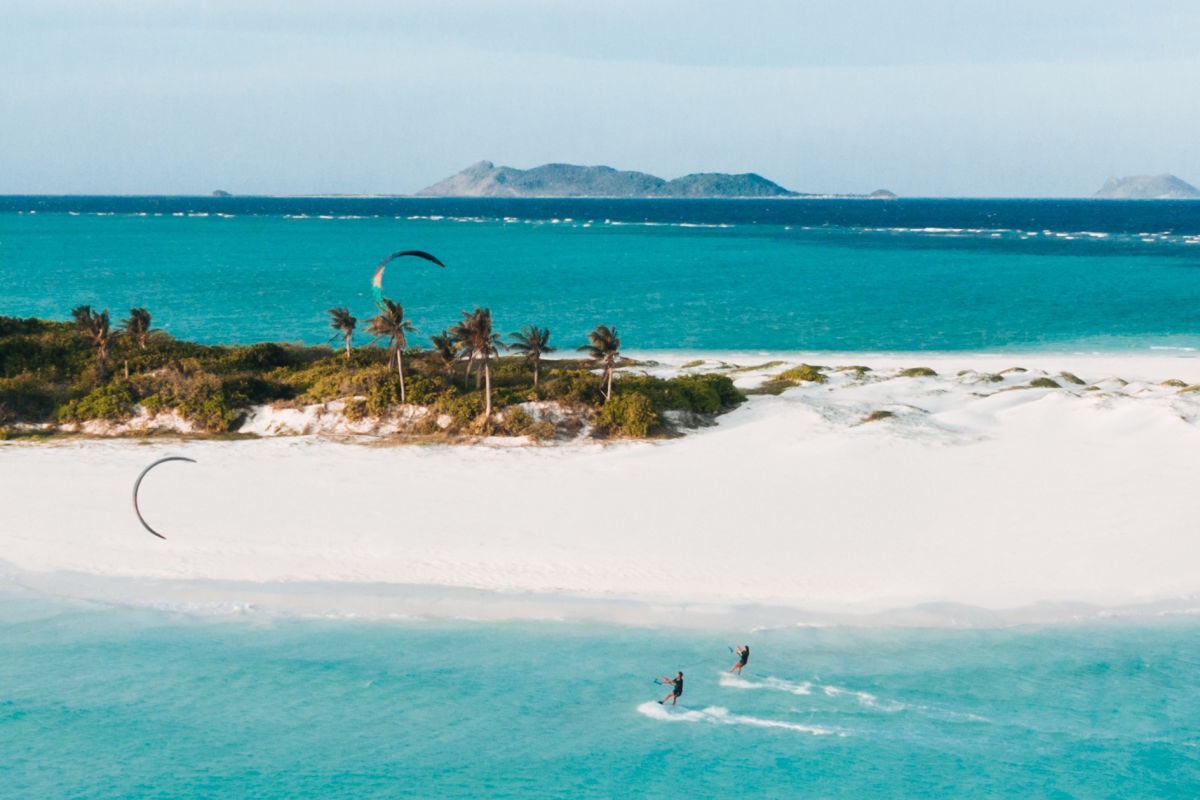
{"left": 372, "top": 250, "right": 445, "bottom": 305}
{"left": 132, "top": 456, "right": 196, "bottom": 540}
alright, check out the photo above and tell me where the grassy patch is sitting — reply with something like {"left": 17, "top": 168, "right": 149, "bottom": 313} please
{"left": 679, "top": 360, "right": 706, "bottom": 369}
{"left": 860, "top": 409, "right": 895, "bottom": 423}
{"left": 1028, "top": 377, "right": 1061, "bottom": 389}
{"left": 1058, "top": 372, "right": 1086, "bottom": 386}
{"left": 776, "top": 364, "right": 827, "bottom": 384}
{"left": 1161, "top": 379, "right": 1188, "bottom": 388}
{"left": 726, "top": 360, "right": 785, "bottom": 374}
{"left": 898, "top": 367, "right": 937, "bottom": 378}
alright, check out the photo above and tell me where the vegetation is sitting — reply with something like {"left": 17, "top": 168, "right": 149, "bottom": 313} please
{"left": 0, "top": 312, "right": 744, "bottom": 440}
{"left": 453, "top": 308, "right": 502, "bottom": 417}
{"left": 898, "top": 366, "right": 937, "bottom": 378}
{"left": 327, "top": 307, "right": 357, "bottom": 360}
{"left": 122, "top": 308, "right": 154, "bottom": 350}
{"left": 366, "top": 298, "right": 414, "bottom": 402}
{"left": 776, "top": 364, "right": 827, "bottom": 384}
{"left": 508, "top": 325, "right": 555, "bottom": 387}
{"left": 1028, "top": 377, "right": 1061, "bottom": 389}
{"left": 578, "top": 324, "right": 621, "bottom": 401}
{"left": 749, "top": 363, "right": 826, "bottom": 395}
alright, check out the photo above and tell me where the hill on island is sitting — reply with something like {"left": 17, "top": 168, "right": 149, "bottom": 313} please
{"left": 1093, "top": 174, "right": 1200, "bottom": 199}
{"left": 417, "top": 161, "right": 801, "bottom": 198}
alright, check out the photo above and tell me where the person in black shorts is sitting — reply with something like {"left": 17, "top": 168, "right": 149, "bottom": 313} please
{"left": 658, "top": 671, "right": 684, "bottom": 705}
{"left": 729, "top": 645, "right": 749, "bottom": 675}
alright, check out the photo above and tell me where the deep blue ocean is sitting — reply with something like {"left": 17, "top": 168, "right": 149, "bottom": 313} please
{"left": 3, "top": 197, "right": 1200, "bottom": 797}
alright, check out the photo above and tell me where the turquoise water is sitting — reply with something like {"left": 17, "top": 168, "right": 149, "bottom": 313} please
{"left": 4, "top": 198, "right": 1200, "bottom": 796}
{"left": 3, "top": 592, "right": 1198, "bottom": 798}
{"left": 2, "top": 197, "right": 1199, "bottom": 352}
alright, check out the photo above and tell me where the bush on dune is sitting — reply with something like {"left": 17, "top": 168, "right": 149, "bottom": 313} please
{"left": 596, "top": 391, "right": 657, "bottom": 438}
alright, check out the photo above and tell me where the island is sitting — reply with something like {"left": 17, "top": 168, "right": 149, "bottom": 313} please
{"left": 417, "top": 160, "right": 894, "bottom": 199}
{"left": 1093, "top": 174, "right": 1200, "bottom": 199}
{"left": 0, "top": 311, "right": 744, "bottom": 442}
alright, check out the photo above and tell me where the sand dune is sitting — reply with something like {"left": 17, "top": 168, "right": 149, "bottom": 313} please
{"left": 3, "top": 351, "right": 1199, "bottom": 625}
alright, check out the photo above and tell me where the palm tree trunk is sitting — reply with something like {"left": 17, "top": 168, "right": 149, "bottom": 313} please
{"left": 397, "top": 348, "right": 406, "bottom": 404}
{"left": 532, "top": 355, "right": 539, "bottom": 387}
{"left": 484, "top": 358, "right": 492, "bottom": 417}
{"left": 605, "top": 361, "right": 614, "bottom": 401}
{"left": 464, "top": 353, "right": 477, "bottom": 390}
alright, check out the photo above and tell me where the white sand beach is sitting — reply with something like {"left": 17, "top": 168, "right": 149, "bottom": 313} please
{"left": 3, "top": 351, "right": 1199, "bottom": 626}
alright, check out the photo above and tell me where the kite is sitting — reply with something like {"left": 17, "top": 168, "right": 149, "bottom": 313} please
{"left": 132, "top": 455, "right": 196, "bottom": 540}
{"left": 371, "top": 250, "right": 445, "bottom": 305}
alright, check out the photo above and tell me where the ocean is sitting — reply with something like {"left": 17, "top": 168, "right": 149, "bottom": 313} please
{"left": 3, "top": 196, "right": 1200, "bottom": 797}
{"left": 2, "top": 196, "right": 1199, "bottom": 352}
{"left": 4, "top": 588, "right": 1199, "bottom": 799}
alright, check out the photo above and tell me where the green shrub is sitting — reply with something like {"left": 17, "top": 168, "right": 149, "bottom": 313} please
{"left": 403, "top": 373, "right": 447, "bottom": 406}
{"left": 597, "top": 391, "right": 658, "bottom": 437}
{"left": 140, "top": 393, "right": 166, "bottom": 417}
{"left": 342, "top": 397, "right": 367, "bottom": 422}
{"left": 544, "top": 369, "right": 604, "bottom": 405}
{"left": 0, "top": 375, "right": 60, "bottom": 423}
{"left": 776, "top": 364, "right": 826, "bottom": 383}
{"left": 727, "top": 360, "right": 784, "bottom": 374}
{"left": 898, "top": 367, "right": 937, "bottom": 378}
{"left": 435, "top": 391, "right": 482, "bottom": 428}
{"left": 220, "top": 342, "right": 299, "bottom": 372}
{"left": 56, "top": 380, "right": 135, "bottom": 423}
{"left": 1059, "top": 372, "right": 1086, "bottom": 386}
{"left": 503, "top": 407, "right": 534, "bottom": 435}
{"left": 1029, "top": 377, "right": 1061, "bottom": 389}
{"left": 365, "top": 377, "right": 402, "bottom": 417}
{"left": 491, "top": 358, "right": 530, "bottom": 385}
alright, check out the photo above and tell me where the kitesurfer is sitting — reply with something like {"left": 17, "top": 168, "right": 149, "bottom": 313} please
{"left": 729, "top": 645, "right": 750, "bottom": 674}
{"left": 658, "top": 671, "right": 684, "bottom": 705}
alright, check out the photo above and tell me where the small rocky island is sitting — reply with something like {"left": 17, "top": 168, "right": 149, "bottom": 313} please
{"left": 1093, "top": 174, "right": 1200, "bottom": 199}
{"left": 417, "top": 161, "right": 894, "bottom": 199}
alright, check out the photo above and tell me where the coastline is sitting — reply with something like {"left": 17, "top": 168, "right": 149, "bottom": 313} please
{"left": 4, "top": 349, "right": 1199, "bottom": 627}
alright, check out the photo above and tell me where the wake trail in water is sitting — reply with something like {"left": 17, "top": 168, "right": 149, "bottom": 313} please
{"left": 718, "top": 673, "right": 989, "bottom": 722}
{"left": 636, "top": 701, "right": 840, "bottom": 736}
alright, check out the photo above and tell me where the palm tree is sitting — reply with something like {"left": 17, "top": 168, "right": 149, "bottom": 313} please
{"left": 449, "top": 309, "right": 483, "bottom": 389}
{"left": 366, "top": 298, "right": 415, "bottom": 402}
{"left": 579, "top": 324, "right": 621, "bottom": 401}
{"left": 327, "top": 307, "right": 357, "bottom": 360}
{"left": 429, "top": 329, "right": 459, "bottom": 377}
{"left": 71, "top": 305, "right": 115, "bottom": 374}
{"left": 121, "top": 307, "right": 153, "bottom": 349}
{"left": 453, "top": 308, "right": 501, "bottom": 417}
{"left": 508, "top": 325, "right": 555, "bottom": 387}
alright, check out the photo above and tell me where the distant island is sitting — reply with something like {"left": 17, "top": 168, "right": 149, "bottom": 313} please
{"left": 1093, "top": 174, "right": 1200, "bottom": 200}
{"left": 417, "top": 161, "right": 896, "bottom": 199}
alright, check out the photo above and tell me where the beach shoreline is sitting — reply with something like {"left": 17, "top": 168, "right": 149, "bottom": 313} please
{"left": 4, "top": 350, "right": 1199, "bottom": 627}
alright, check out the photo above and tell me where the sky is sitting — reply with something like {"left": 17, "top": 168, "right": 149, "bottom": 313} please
{"left": 3, "top": 0, "right": 1199, "bottom": 197}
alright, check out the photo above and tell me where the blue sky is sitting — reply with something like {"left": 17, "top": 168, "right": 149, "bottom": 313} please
{"left": 3, "top": 1, "right": 1198, "bottom": 197}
